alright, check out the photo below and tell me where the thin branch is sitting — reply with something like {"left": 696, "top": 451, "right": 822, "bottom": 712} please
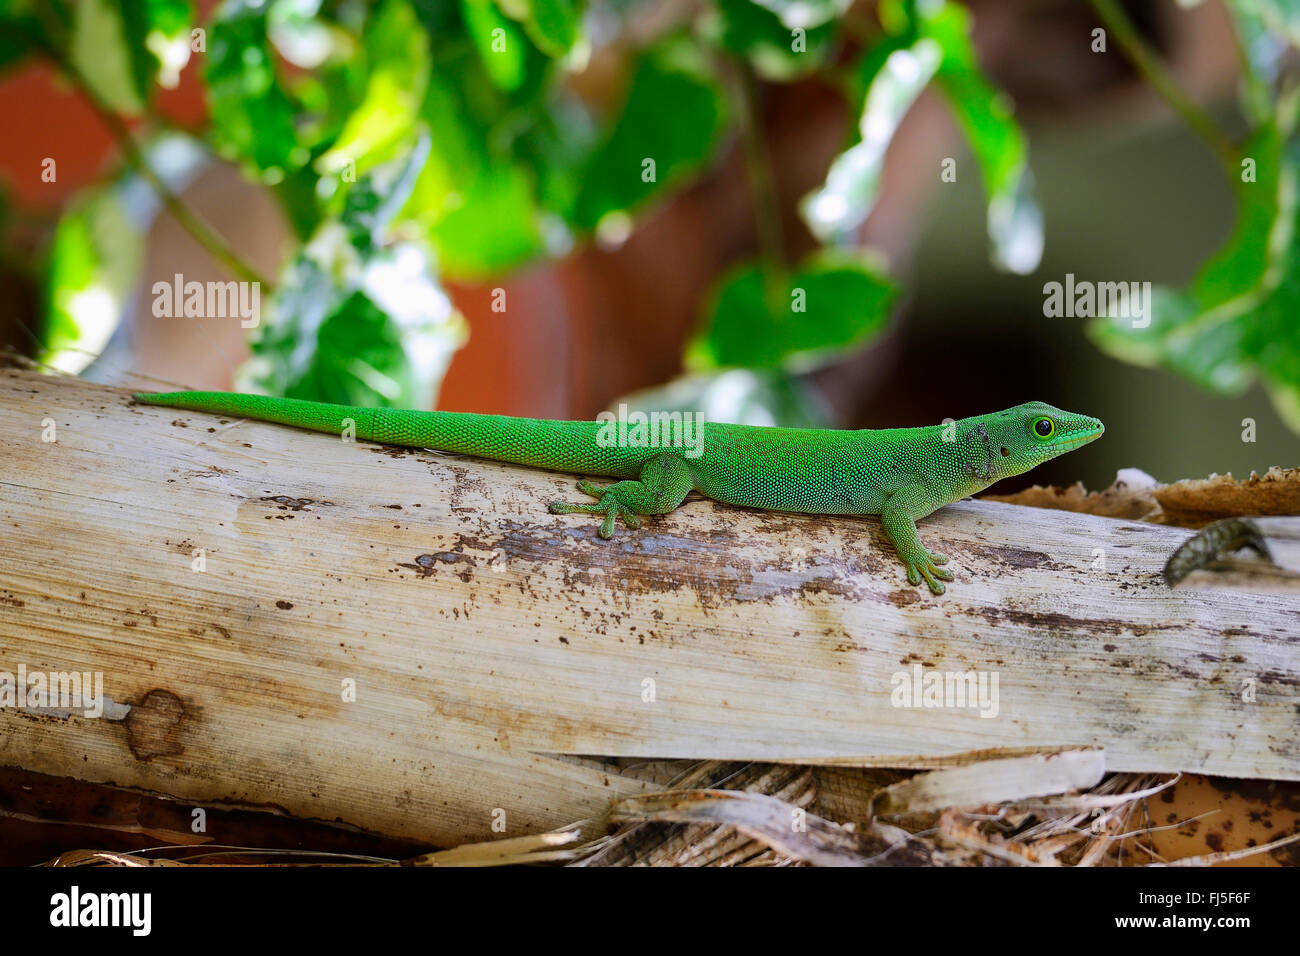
{"left": 52, "top": 54, "right": 274, "bottom": 290}
{"left": 1090, "top": 0, "right": 1238, "bottom": 169}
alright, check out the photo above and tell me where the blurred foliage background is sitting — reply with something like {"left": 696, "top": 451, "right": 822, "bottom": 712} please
{"left": 0, "top": 0, "right": 1296, "bottom": 490}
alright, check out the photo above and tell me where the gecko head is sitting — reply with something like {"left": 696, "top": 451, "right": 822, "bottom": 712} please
{"left": 986, "top": 401, "right": 1104, "bottom": 478}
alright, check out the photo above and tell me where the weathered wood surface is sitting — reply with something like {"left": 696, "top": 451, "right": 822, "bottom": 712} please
{"left": 0, "top": 369, "right": 1297, "bottom": 847}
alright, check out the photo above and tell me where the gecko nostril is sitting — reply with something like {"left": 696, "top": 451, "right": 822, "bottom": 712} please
{"left": 1000, "top": 447, "right": 1010, "bottom": 457}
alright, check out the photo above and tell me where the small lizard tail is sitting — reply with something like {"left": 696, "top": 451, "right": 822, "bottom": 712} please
{"left": 133, "top": 391, "right": 635, "bottom": 477}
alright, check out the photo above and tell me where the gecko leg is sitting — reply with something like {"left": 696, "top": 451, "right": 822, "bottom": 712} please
{"left": 881, "top": 488, "right": 954, "bottom": 594}
{"left": 549, "top": 454, "right": 695, "bottom": 539}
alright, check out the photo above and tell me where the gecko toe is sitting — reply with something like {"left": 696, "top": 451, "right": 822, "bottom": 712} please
{"left": 906, "top": 556, "right": 952, "bottom": 593}
{"left": 576, "top": 479, "right": 606, "bottom": 499}
{"left": 552, "top": 492, "right": 645, "bottom": 540}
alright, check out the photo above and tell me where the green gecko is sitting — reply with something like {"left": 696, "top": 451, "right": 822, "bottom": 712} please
{"left": 133, "top": 391, "right": 1103, "bottom": 594}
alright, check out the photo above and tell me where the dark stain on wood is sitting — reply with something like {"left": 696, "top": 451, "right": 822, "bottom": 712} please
{"left": 124, "top": 690, "right": 186, "bottom": 761}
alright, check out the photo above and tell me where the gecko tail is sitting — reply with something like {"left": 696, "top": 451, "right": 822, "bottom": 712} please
{"left": 132, "top": 390, "right": 628, "bottom": 476}
{"left": 132, "top": 390, "right": 380, "bottom": 437}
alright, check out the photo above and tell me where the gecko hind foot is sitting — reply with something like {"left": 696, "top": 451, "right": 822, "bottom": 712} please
{"left": 547, "top": 496, "right": 641, "bottom": 538}
{"left": 575, "top": 478, "right": 606, "bottom": 499}
{"left": 549, "top": 459, "right": 694, "bottom": 540}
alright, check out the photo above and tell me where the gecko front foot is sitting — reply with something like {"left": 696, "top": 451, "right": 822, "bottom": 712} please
{"left": 882, "top": 490, "right": 957, "bottom": 596}
{"left": 904, "top": 549, "right": 954, "bottom": 594}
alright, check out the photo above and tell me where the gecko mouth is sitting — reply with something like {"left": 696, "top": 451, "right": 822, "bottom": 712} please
{"left": 1053, "top": 423, "right": 1105, "bottom": 450}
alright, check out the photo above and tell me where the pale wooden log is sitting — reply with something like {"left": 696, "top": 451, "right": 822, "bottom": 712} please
{"left": 0, "top": 369, "right": 1297, "bottom": 850}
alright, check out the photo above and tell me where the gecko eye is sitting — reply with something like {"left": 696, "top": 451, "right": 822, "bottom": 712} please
{"left": 1032, "top": 417, "right": 1055, "bottom": 438}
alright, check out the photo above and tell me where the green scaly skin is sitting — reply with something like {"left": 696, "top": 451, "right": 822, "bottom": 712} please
{"left": 132, "top": 391, "right": 1104, "bottom": 594}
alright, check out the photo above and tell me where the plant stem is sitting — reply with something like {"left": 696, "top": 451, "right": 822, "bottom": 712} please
{"left": 54, "top": 56, "right": 274, "bottom": 290}
{"left": 736, "top": 65, "right": 787, "bottom": 272}
{"left": 1090, "top": 0, "right": 1237, "bottom": 169}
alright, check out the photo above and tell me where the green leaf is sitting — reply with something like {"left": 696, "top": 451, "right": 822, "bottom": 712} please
{"left": 461, "top": 0, "right": 527, "bottom": 91}
{"left": 1224, "top": 0, "right": 1284, "bottom": 123}
{"left": 403, "top": 69, "right": 550, "bottom": 278}
{"left": 272, "top": 160, "right": 327, "bottom": 242}
{"left": 396, "top": 8, "right": 567, "bottom": 278}
{"left": 318, "top": 0, "right": 430, "bottom": 179}
{"left": 687, "top": 250, "right": 896, "bottom": 371}
{"left": 1189, "top": 126, "right": 1281, "bottom": 309}
{"left": 42, "top": 189, "right": 143, "bottom": 373}
{"left": 1089, "top": 125, "right": 1300, "bottom": 431}
{"left": 405, "top": 71, "right": 482, "bottom": 224}
{"left": 71, "top": 0, "right": 146, "bottom": 114}
{"left": 339, "top": 130, "right": 433, "bottom": 252}
{"left": 917, "top": 1, "right": 1042, "bottom": 274}
{"left": 205, "top": 0, "right": 302, "bottom": 177}
{"left": 572, "top": 39, "right": 727, "bottom": 234}
{"left": 241, "top": 137, "right": 467, "bottom": 408}
{"left": 709, "top": 0, "right": 838, "bottom": 81}
{"left": 515, "top": 0, "right": 581, "bottom": 57}
{"left": 514, "top": 95, "right": 596, "bottom": 220}
{"left": 426, "top": 161, "right": 545, "bottom": 278}
{"left": 289, "top": 55, "right": 370, "bottom": 158}
{"left": 0, "top": 3, "right": 51, "bottom": 76}
{"left": 243, "top": 283, "right": 463, "bottom": 408}
{"left": 800, "top": 35, "right": 941, "bottom": 241}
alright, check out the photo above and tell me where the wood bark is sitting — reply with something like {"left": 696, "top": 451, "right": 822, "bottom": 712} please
{"left": 1, "top": 368, "right": 1296, "bottom": 846}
